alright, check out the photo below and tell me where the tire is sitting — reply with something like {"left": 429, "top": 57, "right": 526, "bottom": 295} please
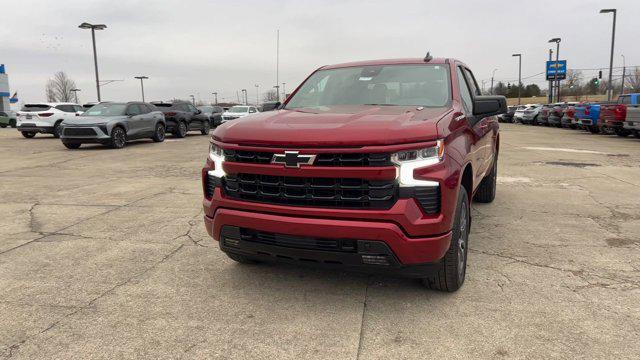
{"left": 421, "top": 186, "right": 470, "bottom": 292}
{"left": 588, "top": 125, "right": 600, "bottom": 134}
{"left": 62, "top": 142, "right": 81, "bottom": 149}
{"left": 474, "top": 156, "right": 497, "bottom": 203}
{"left": 201, "top": 121, "right": 210, "bottom": 135}
{"left": 633, "top": 130, "right": 640, "bottom": 139}
{"left": 614, "top": 128, "right": 630, "bottom": 137}
{"left": 0, "top": 124, "right": 6, "bottom": 128}
{"left": 53, "top": 121, "right": 63, "bottom": 138}
{"left": 10, "top": 119, "right": 16, "bottom": 128}
{"left": 175, "top": 121, "right": 187, "bottom": 138}
{"left": 532, "top": 115, "right": 538, "bottom": 125}
{"left": 109, "top": 127, "right": 127, "bottom": 149}
{"left": 21, "top": 131, "right": 36, "bottom": 138}
{"left": 152, "top": 123, "right": 166, "bottom": 142}
{"left": 226, "top": 252, "right": 259, "bottom": 264}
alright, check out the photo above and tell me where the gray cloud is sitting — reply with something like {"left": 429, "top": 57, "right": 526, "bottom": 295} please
{"left": 2, "top": 0, "right": 639, "bottom": 106}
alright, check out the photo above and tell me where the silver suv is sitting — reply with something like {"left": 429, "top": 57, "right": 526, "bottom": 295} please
{"left": 521, "top": 104, "right": 543, "bottom": 124}
{"left": 59, "top": 102, "right": 166, "bottom": 149}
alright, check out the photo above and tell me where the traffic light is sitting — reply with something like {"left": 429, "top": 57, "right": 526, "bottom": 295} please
{"left": 598, "top": 70, "right": 602, "bottom": 79}
{"left": 507, "top": 83, "right": 511, "bottom": 90}
{"left": 592, "top": 77, "right": 600, "bottom": 86}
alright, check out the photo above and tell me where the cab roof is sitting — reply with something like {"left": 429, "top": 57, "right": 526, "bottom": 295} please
{"left": 321, "top": 58, "right": 453, "bottom": 70}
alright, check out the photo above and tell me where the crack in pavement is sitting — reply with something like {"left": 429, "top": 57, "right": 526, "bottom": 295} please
{"left": 0, "top": 189, "right": 173, "bottom": 256}
{"left": 171, "top": 209, "right": 206, "bottom": 247}
{"left": 0, "top": 244, "right": 185, "bottom": 358}
{"left": 355, "top": 276, "right": 371, "bottom": 360}
{"left": 470, "top": 249, "right": 640, "bottom": 291}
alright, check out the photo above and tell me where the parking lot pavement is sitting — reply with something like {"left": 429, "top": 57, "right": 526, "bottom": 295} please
{"left": 0, "top": 124, "right": 638, "bottom": 359}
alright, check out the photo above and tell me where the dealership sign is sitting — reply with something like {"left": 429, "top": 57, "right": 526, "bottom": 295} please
{"left": 546, "top": 60, "right": 567, "bottom": 80}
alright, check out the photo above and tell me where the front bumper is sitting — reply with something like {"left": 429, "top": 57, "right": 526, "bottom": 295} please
{"left": 624, "top": 121, "right": 640, "bottom": 131}
{"left": 59, "top": 125, "right": 111, "bottom": 143}
{"left": 561, "top": 116, "right": 574, "bottom": 125}
{"left": 578, "top": 118, "right": 594, "bottom": 126}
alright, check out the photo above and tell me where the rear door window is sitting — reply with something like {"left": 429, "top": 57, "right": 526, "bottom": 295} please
{"left": 55, "top": 105, "right": 76, "bottom": 113}
{"left": 127, "top": 105, "right": 142, "bottom": 116}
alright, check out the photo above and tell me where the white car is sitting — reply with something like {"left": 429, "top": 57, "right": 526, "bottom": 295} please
{"left": 17, "top": 102, "right": 84, "bottom": 138}
{"left": 513, "top": 104, "right": 535, "bottom": 123}
{"left": 221, "top": 105, "right": 259, "bottom": 123}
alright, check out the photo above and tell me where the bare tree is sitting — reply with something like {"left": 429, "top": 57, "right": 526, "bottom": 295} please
{"left": 627, "top": 67, "right": 640, "bottom": 92}
{"left": 45, "top": 71, "right": 77, "bottom": 102}
{"left": 561, "top": 70, "right": 583, "bottom": 98}
{"left": 263, "top": 89, "right": 279, "bottom": 102}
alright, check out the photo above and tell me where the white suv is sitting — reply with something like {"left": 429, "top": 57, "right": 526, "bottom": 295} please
{"left": 221, "top": 105, "right": 259, "bottom": 123}
{"left": 16, "top": 102, "right": 84, "bottom": 138}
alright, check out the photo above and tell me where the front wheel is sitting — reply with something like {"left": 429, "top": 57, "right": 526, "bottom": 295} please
{"left": 474, "top": 156, "right": 497, "bottom": 203}
{"left": 152, "top": 123, "right": 165, "bottom": 142}
{"left": 201, "top": 121, "right": 210, "bottom": 135}
{"left": 614, "top": 128, "right": 630, "bottom": 137}
{"left": 226, "top": 253, "right": 259, "bottom": 264}
{"left": 109, "top": 127, "right": 127, "bottom": 149}
{"left": 633, "top": 130, "right": 640, "bottom": 139}
{"left": 10, "top": 119, "right": 16, "bottom": 128}
{"left": 421, "top": 186, "right": 470, "bottom": 292}
{"left": 588, "top": 125, "right": 600, "bottom": 134}
{"left": 0, "top": 124, "right": 6, "bottom": 128}
{"left": 21, "top": 131, "right": 36, "bottom": 138}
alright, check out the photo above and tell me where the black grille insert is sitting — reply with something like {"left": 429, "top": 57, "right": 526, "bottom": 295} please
{"left": 238, "top": 228, "right": 357, "bottom": 253}
{"left": 224, "top": 150, "right": 392, "bottom": 167}
{"left": 223, "top": 173, "right": 396, "bottom": 209}
{"left": 64, "top": 127, "right": 97, "bottom": 136}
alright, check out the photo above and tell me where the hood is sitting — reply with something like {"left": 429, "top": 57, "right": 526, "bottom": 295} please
{"left": 213, "top": 105, "right": 449, "bottom": 147}
{"left": 62, "top": 115, "right": 127, "bottom": 125}
{"left": 223, "top": 112, "right": 248, "bottom": 117}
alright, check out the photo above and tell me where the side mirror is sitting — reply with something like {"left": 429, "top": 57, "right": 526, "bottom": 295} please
{"left": 274, "top": 101, "right": 282, "bottom": 110}
{"left": 196, "top": 109, "right": 202, "bottom": 114}
{"left": 473, "top": 96, "right": 507, "bottom": 118}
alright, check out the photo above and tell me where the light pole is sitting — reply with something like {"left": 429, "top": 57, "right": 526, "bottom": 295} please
{"left": 620, "top": 54, "right": 626, "bottom": 95}
{"left": 600, "top": 8, "right": 617, "bottom": 101}
{"left": 282, "top": 82, "right": 286, "bottom": 100}
{"left": 189, "top": 95, "right": 195, "bottom": 106}
{"left": 254, "top": 84, "right": 260, "bottom": 105}
{"left": 70, "top": 88, "right": 81, "bottom": 104}
{"left": 490, "top": 69, "right": 497, "bottom": 95}
{"left": 212, "top": 92, "right": 218, "bottom": 104}
{"left": 134, "top": 76, "right": 148, "bottom": 102}
{"left": 548, "top": 48, "right": 554, "bottom": 103}
{"left": 273, "top": 85, "right": 280, "bottom": 102}
{"left": 512, "top": 54, "right": 522, "bottom": 105}
{"left": 241, "top": 89, "right": 248, "bottom": 105}
{"left": 78, "top": 22, "right": 107, "bottom": 102}
{"left": 481, "top": 80, "right": 486, "bottom": 94}
{"left": 276, "top": 29, "right": 280, "bottom": 102}
{"left": 548, "top": 38, "right": 561, "bottom": 102}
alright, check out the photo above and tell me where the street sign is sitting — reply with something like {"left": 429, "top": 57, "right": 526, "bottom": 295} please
{"left": 546, "top": 60, "right": 567, "bottom": 80}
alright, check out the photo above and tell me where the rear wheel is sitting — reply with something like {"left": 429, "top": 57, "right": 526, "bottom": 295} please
{"left": 109, "top": 127, "right": 127, "bottom": 149}
{"left": 201, "top": 121, "right": 210, "bottom": 135}
{"left": 588, "top": 125, "right": 600, "bottom": 134}
{"left": 226, "top": 253, "right": 259, "bottom": 264}
{"left": 9, "top": 119, "right": 16, "bottom": 128}
{"left": 0, "top": 124, "right": 6, "bottom": 128}
{"left": 421, "top": 186, "right": 470, "bottom": 292}
{"left": 21, "top": 131, "right": 36, "bottom": 138}
{"left": 62, "top": 142, "right": 81, "bottom": 149}
{"left": 175, "top": 121, "right": 187, "bottom": 138}
{"left": 53, "top": 121, "right": 63, "bottom": 138}
{"left": 152, "top": 123, "right": 165, "bottom": 142}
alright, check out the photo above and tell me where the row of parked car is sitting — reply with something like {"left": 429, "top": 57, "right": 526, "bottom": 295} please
{"left": 498, "top": 93, "right": 640, "bottom": 138}
{"left": 10, "top": 100, "right": 278, "bottom": 149}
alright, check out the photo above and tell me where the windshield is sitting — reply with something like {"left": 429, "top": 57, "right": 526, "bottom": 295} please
{"left": 285, "top": 64, "right": 450, "bottom": 110}
{"left": 198, "top": 106, "right": 213, "bottom": 113}
{"left": 228, "top": 106, "right": 249, "bottom": 113}
{"left": 84, "top": 103, "right": 127, "bottom": 116}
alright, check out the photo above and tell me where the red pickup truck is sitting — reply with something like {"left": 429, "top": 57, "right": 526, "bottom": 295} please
{"left": 202, "top": 57, "right": 506, "bottom": 292}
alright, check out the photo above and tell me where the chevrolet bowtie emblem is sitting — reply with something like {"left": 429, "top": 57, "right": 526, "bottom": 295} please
{"left": 271, "top": 151, "right": 316, "bottom": 168}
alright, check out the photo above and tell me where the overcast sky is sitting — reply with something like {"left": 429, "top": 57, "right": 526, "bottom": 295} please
{"left": 2, "top": 0, "right": 639, "bottom": 106}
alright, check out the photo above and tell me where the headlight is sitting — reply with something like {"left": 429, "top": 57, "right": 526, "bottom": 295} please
{"left": 208, "top": 143, "right": 225, "bottom": 178}
{"left": 391, "top": 140, "right": 444, "bottom": 187}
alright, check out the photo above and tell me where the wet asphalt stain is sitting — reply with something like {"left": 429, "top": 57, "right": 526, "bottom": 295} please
{"left": 544, "top": 161, "right": 601, "bottom": 168}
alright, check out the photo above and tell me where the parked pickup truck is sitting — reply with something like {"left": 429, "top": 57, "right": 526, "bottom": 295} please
{"left": 561, "top": 104, "right": 578, "bottom": 129}
{"left": 202, "top": 57, "right": 507, "bottom": 292}
{"left": 536, "top": 104, "right": 552, "bottom": 126}
{"left": 622, "top": 94, "right": 640, "bottom": 138}
{"left": 548, "top": 102, "right": 579, "bottom": 128}
{"left": 576, "top": 103, "right": 602, "bottom": 133}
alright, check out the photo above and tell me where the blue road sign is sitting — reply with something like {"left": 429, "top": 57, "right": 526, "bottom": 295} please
{"left": 546, "top": 60, "right": 567, "bottom": 80}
